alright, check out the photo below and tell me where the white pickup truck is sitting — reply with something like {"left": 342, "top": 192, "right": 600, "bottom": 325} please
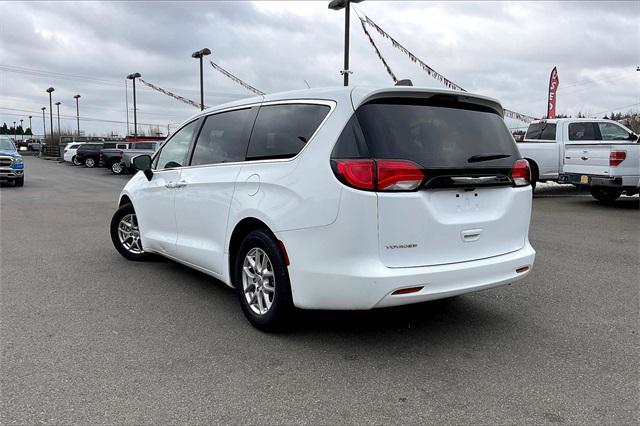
{"left": 517, "top": 118, "right": 639, "bottom": 202}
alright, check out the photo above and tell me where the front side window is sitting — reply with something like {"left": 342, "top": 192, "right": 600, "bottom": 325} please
{"left": 568, "top": 122, "right": 599, "bottom": 141}
{"left": 246, "top": 103, "right": 330, "bottom": 160}
{"left": 598, "top": 123, "right": 631, "bottom": 141}
{"left": 154, "top": 120, "right": 200, "bottom": 169}
{"left": 190, "top": 108, "right": 255, "bottom": 166}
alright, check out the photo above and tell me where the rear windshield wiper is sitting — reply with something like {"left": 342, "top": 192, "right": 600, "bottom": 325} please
{"left": 467, "top": 153, "right": 512, "bottom": 163}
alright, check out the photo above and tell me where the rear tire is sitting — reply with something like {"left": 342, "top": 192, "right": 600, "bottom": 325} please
{"left": 234, "top": 229, "right": 293, "bottom": 332}
{"left": 72, "top": 156, "right": 81, "bottom": 166}
{"left": 590, "top": 187, "right": 621, "bottom": 203}
{"left": 111, "top": 161, "right": 125, "bottom": 175}
{"left": 84, "top": 157, "right": 96, "bottom": 168}
{"left": 14, "top": 177, "right": 24, "bottom": 187}
{"left": 110, "top": 203, "right": 151, "bottom": 261}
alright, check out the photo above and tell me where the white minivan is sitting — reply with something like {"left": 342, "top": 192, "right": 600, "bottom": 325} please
{"left": 110, "top": 87, "right": 536, "bottom": 331}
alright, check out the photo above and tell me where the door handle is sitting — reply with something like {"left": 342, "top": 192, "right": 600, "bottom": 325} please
{"left": 165, "top": 182, "right": 177, "bottom": 189}
{"left": 174, "top": 180, "right": 188, "bottom": 188}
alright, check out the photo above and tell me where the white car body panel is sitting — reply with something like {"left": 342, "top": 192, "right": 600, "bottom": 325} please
{"left": 119, "top": 86, "right": 535, "bottom": 310}
{"left": 63, "top": 143, "right": 87, "bottom": 162}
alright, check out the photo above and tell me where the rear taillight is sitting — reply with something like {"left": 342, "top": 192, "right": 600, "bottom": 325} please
{"left": 609, "top": 151, "right": 626, "bottom": 167}
{"left": 510, "top": 159, "right": 530, "bottom": 187}
{"left": 332, "top": 160, "right": 425, "bottom": 192}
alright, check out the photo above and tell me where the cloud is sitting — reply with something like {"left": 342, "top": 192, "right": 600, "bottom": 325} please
{"left": 1, "top": 1, "right": 638, "bottom": 136}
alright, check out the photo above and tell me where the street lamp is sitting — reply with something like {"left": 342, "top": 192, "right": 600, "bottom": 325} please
{"left": 126, "top": 73, "right": 141, "bottom": 138}
{"left": 41, "top": 107, "right": 46, "bottom": 141}
{"left": 191, "top": 48, "right": 211, "bottom": 111}
{"left": 73, "top": 94, "right": 81, "bottom": 138}
{"left": 13, "top": 121, "right": 16, "bottom": 140}
{"left": 328, "top": 0, "right": 364, "bottom": 86}
{"left": 55, "top": 101, "right": 62, "bottom": 144}
{"left": 19, "top": 119, "right": 23, "bottom": 141}
{"left": 28, "top": 116, "right": 32, "bottom": 135}
{"left": 46, "top": 87, "right": 55, "bottom": 145}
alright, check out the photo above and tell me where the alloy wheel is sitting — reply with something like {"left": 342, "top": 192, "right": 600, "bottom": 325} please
{"left": 112, "top": 161, "right": 124, "bottom": 174}
{"left": 85, "top": 158, "right": 95, "bottom": 167}
{"left": 242, "top": 247, "right": 275, "bottom": 315}
{"left": 117, "top": 213, "right": 143, "bottom": 254}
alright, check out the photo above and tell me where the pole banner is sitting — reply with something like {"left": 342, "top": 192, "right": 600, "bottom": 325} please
{"left": 359, "top": 18, "right": 398, "bottom": 83}
{"left": 139, "top": 79, "right": 203, "bottom": 109}
{"left": 210, "top": 61, "right": 265, "bottom": 96}
{"left": 547, "top": 67, "right": 559, "bottom": 118}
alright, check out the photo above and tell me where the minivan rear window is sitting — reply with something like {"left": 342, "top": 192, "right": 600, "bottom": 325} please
{"left": 348, "top": 100, "right": 519, "bottom": 169}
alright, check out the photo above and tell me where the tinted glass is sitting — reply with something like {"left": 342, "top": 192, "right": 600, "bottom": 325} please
{"left": 103, "top": 143, "right": 116, "bottom": 149}
{"left": 598, "top": 123, "right": 631, "bottom": 141}
{"left": 191, "top": 108, "right": 254, "bottom": 166}
{"left": 247, "top": 104, "right": 330, "bottom": 160}
{"left": 331, "top": 115, "right": 369, "bottom": 158}
{"left": 69, "top": 144, "right": 80, "bottom": 149}
{"left": 569, "top": 122, "right": 599, "bottom": 141}
{"left": 0, "top": 139, "right": 15, "bottom": 150}
{"left": 541, "top": 123, "right": 557, "bottom": 140}
{"left": 155, "top": 120, "right": 199, "bottom": 169}
{"left": 355, "top": 101, "right": 519, "bottom": 168}
{"left": 525, "top": 122, "right": 544, "bottom": 139}
{"left": 133, "top": 142, "right": 154, "bottom": 150}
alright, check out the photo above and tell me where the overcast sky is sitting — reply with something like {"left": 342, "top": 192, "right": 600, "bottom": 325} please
{"left": 1, "top": 1, "right": 638, "bottom": 137}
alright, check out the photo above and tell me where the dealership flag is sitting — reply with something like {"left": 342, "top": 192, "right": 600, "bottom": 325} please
{"left": 547, "top": 67, "right": 559, "bottom": 118}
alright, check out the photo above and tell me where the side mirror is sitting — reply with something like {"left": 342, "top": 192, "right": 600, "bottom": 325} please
{"left": 132, "top": 154, "right": 153, "bottom": 181}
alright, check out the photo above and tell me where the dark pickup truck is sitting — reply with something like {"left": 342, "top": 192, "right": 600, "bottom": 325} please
{"left": 101, "top": 141, "right": 162, "bottom": 174}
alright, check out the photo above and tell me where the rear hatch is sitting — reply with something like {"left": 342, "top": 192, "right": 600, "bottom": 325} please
{"left": 337, "top": 95, "right": 531, "bottom": 268}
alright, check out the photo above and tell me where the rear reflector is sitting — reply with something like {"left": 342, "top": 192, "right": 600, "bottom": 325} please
{"left": 333, "top": 159, "right": 425, "bottom": 192}
{"left": 511, "top": 159, "right": 531, "bottom": 187}
{"left": 391, "top": 286, "right": 424, "bottom": 295}
{"left": 516, "top": 266, "right": 530, "bottom": 273}
{"left": 277, "top": 240, "right": 290, "bottom": 266}
{"left": 609, "top": 151, "right": 626, "bottom": 167}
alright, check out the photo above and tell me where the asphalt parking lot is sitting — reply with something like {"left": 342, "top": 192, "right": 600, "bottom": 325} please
{"left": 1, "top": 156, "right": 638, "bottom": 424}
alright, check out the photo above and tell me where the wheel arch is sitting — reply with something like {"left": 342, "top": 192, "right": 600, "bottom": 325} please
{"left": 119, "top": 194, "right": 132, "bottom": 207}
{"left": 228, "top": 217, "right": 276, "bottom": 285}
{"left": 524, "top": 158, "right": 539, "bottom": 180}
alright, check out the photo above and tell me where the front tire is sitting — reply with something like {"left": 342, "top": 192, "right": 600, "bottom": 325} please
{"left": 110, "top": 203, "right": 151, "bottom": 261}
{"left": 72, "top": 155, "right": 81, "bottom": 166}
{"left": 84, "top": 157, "right": 96, "bottom": 168}
{"left": 590, "top": 187, "right": 621, "bottom": 203}
{"left": 14, "top": 177, "right": 24, "bottom": 187}
{"left": 234, "top": 229, "right": 293, "bottom": 332}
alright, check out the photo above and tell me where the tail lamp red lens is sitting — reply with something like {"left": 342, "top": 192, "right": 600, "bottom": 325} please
{"left": 333, "top": 160, "right": 425, "bottom": 192}
{"left": 609, "top": 151, "right": 626, "bottom": 167}
{"left": 511, "top": 159, "right": 531, "bottom": 187}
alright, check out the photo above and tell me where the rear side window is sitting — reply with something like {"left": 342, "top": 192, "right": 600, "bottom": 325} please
{"left": 70, "top": 144, "right": 79, "bottom": 149}
{"left": 353, "top": 100, "right": 519, "bottom": 168}
{"left": 569, "top": 122, "right": 600, "bottom": 141}
{"left": 525, "top": 122, "right": 556, "bottom": 141}
{"left": 191, "top": 108, "right": 255, "bottom": 166}
{"left": 103, "top": 143, "right": 116, "bottom": 149}
{"left": 133, "top": 142, "right": 154, "bottom": 150}
{"left": 246, "top": 104, "right": 330, "bottom": 160}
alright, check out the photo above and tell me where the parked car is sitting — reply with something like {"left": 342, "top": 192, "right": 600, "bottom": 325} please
{"left": 110, "top": 86, "right": 536, "bottom": 331}
{"left": 0, "top": 136, "right": 25, "bottom": 186}
{"left": 560, "top": 125, "right": 639, "bottom": 202}
{"left": 119, "top": 142, "right": 162, "bottom": 172}
{"left": 63, "top": 142, "right": 87, "bottom": 165}
{"left": 74, "top": 143, "right": 103, "bottom": 168}
{"left": 27, "top": 139, "right": 43, "bottom": 152}
{"left": 517, "top": 118, "right": 639, "bottom": 190}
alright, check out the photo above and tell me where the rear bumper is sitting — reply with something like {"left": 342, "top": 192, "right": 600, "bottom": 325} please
{"left": 283, "top": 240, "right": 535, "bottom": 310}
{"left": 562, "top": 173, "right": 640, "bottom": 189}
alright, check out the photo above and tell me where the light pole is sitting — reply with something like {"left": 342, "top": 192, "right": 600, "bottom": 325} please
{"left": 55, "top": 101, "right": 62, "bottom": 144}
{"left": 73, "top": 94, "right": 81, "bottom": 138}
{"left": 328, "top": 0, "right": 363, "bottom": 86}
{"left": 13, "top": 121, "right": 16, "bottom": 140}
{"left": 126, "top": 73, "right": 141, "bottom": 139}
{"left": 19, "top": 119, "right": 23, "bottom": 141}
{"left": 41, "top": 107, "right": 46, "bottom": 141}
{"left": 28, "top": 116, "right": 32, "bottom": 135}
{"left": 46, "top": 87, "right": 55, "bottom": 145}
{"left": 191, "top": 48, "right": 211, "bottom": 111}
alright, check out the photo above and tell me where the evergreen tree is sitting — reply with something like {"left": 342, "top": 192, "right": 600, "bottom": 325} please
{"left": 0, "top": 123, "right": 7, "bottom": 134}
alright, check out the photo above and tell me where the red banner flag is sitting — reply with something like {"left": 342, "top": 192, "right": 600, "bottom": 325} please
{"left": 547, "top": 67, "right": 559, "bottom": 118}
